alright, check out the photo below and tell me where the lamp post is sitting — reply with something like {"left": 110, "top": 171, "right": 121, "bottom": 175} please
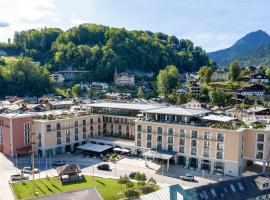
{"left": 31, "top": 123, "right": 36, "bottom": 195}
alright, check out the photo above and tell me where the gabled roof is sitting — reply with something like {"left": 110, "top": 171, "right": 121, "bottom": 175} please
{"left": 56, "top": 164, "right": 81, "bottom": 176}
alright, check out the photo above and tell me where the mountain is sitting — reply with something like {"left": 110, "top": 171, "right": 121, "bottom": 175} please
{"left": 208, "top": 30, "right": 270, "bottom": 66}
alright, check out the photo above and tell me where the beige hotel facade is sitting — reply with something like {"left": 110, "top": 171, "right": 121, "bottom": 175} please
{"left": 31, "top": 102, "right": 270, "bottom": 177}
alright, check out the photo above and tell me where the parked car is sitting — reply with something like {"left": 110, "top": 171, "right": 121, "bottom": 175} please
{"left": 21, "top": 167, "right": 39, "bottom": 174}
{"left": 52, "top": 161, "right": 66, "bottom": 166}
{"left": 129, "top": 172, "right": 137, "bottom": 179}
{"left": 180, "top": 174, "right": 195, "bottom": 182}
{"left": 10, "top": 174, "right": 29, "bottom": 181}
{"left": 97, "top": 164, "right": 110, "bottom": 171}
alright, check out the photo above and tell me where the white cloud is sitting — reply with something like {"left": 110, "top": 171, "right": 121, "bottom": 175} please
{"left": 70, "top": 14, "right": 88, "bottom": 26}
{"left": 0, "top": 0, "right": 60, "bottom": 42}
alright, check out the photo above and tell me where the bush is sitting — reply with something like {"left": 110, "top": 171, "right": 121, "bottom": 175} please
{"left": 252, "top": 122, "right": 266, "bottom": 129}
{"left": 124, "top": 189, "right": 139, "bottom": 198}
{"left": 140, "top": 186, "right": 155, "bottom": 194}
{"left": 126, "top": 181, "right": 134, "bottom": 188}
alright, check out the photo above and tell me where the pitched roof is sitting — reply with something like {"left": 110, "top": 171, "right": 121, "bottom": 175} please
{"left": 56, "top": 164, "right": 81, "bottom": 176}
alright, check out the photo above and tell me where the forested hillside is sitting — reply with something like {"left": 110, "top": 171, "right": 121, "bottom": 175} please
{"left": 1, "top": 24, "right": 210, "bottom": 81}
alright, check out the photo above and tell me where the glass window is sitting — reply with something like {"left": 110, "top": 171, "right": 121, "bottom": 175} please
{"left": 56, "top": 131, "right": 61, "bottom": 138}
{"left": 147, "top": 134, "right": 152, "bottom": 141}
{"left": 217, "top": 133, "right": 224, "bottom": 141}
{"left": 217, "top": 143, "right": 224, "bottom": 151}
{"left": 56, "top": 123, "right": 61, "bottom": 130}
{"left": 203, "top": 149, "right": 209, "bottom": 157}
{"left": 168, "top": 144, "right": 173, "bottom": 151}
{"left": 216, "top": 151, "right": 223, "bottom": 159}
{"left": 204, "top": 141, "right": 210, "bottom": 149}
{"left": 192, "top": 131, "right": 197, "bottom": 138}
{"left": 256, "top": 152, "right": 263, "bottom": 159}
{"left": 257, "top": 134, "right": 264, "bottom": 142}
{"left": 137, "top": 125, "right": 142, "bottom": 132}
{"left": 179, "top": 146, "right": 184, "bottom": 153}
{"left": 168, "top": 128, "right": 173, "bottom": 135}
{"left": 257, "top": 143, "right": 264, "bottom": 151}
{"left": 204, "top": 132, "right": 210, "bottom": 140}
{"left": 179, "top": 129, "right": 185, "bottom": 137}
{"left": 75, "top": 121, "right": 78, "bottom": 127}
{"left": 137, "top": 140, "right": 141, "bottom": 147}
{"left": 147, "top": 126, "right": 152, "bottom": 133}
{"left": 57, "top": 138, "right": 61, "bottom": 145}
{"left": 157, "top": 127, "right": 162, "bottom": 134}
{"left": 168, "top": 136, "right": 173, "bottom": 144}
{"left": 179, "top": 138, "right": 185, "bottom": 145}
{"left": 75, "top": 128, "right": 78, "bottom": 134}
{"left": 83, "top": 133, "right": 86, "bottom": 139}
{"left": 191, "top": 139, "right": 197, "bottom": 147}
{"left": 137, "top": 132, "right": 141, "bottom": 139}
{"left": 191, "top": 148, "right": 197, "bottom": 155}
{"left": 46, "top": 124, "right": 51, "bottom": 131}
{"left": 157, "top": 143, "right": 162, "bottom": 150}
{"left": 157, "top": 135, "right": 162, "bottom": 142}
{"left": 147, "top": 141, "right": 151, "bottom": 148}
{"left": 82, "top": 120, "right": 86, "bottom": 126}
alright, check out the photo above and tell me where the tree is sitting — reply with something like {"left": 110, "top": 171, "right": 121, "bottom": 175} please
{"left": 211, "top": 89, "right": 225, "bottom": 106}
{"left": 0, "top": 57, "right": 6, "bottom": 66}
{"left": 135, "top": 172, "right": 147, "bottom": 186}
{"left": 147, "top": 177, "right": 156, "bottom": 187}
{"left": 137, "top": 86, "right": 144, "bottom": 98}
{"left": 118, "top": 175, "right": 130, "bottom": 189}
{"left": 176, "top": 93, "right": 188, "bottom": 105}
{"left": 126, "top": 181, "right": 134, "bottom": 188}
{"left": 71, "top": 84, "right": 81, "bottom": 97}
{"left": 198, "top": 66, "right": 213, "bottom": 83}
{"left": 265, "top": 67, "right": 270, "bottom": 79}
{"left": 157, "top": 65, "right": 180, "bottom": 96}
{"left": 229, "top": 61, "right": 241, "bottom": 81}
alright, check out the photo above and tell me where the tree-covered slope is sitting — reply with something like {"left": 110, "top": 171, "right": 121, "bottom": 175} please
{"left": 1, "top": 24, "right": 210, "bottom": 81}
{"left": 208, "top": 30, "right": 270, "bottom": 66}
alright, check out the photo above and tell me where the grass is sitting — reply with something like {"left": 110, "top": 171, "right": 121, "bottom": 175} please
{"left": 1, "top": 56, "right": 18, "bottom": 63}
{"left": 12, "top": 175, "right": 157, "bottom": 200}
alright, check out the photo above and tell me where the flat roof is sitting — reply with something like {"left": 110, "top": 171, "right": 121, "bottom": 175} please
{"left": 0, "top": 112, "right": 38, "bottom": 119}
{"left": 87, "top": 102, "right": 162, "bottom": 111}
{"left": 77, "top": 143, "right": 112, "bottom": 153}
{"left": 142, "top": 106, "right": 210, "bottom": 116}
{"left": 143, "top": 150, "right": 176, "bottom": 160}
{"left": 202, "top": 115, "right": 235, "bottom": 122}
{"left": 90, "top": 136, "right": 136, "bottom": 148}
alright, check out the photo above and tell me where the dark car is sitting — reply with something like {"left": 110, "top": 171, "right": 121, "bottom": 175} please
{"left": 97, "top": 164, "right": 110, "bottom": 171}
{"left": 129, "top": 172, "right": 137, "bottom": 179}
{"left": 52, "top": 161, "right": 66, "bottom": 166}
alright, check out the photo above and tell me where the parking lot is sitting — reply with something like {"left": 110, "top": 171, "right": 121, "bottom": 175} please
{"left": 0, "top": 153, "right": 237, "bottom": 200}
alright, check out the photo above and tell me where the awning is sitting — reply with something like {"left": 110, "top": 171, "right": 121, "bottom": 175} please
{"left": 143, "top": 150, "right": 176, "bottom": 160}
{"left": 121, "top": 148, "right": 131, "bottom": 153}
{"left": 77, "top": 143, "right": 112, "bottom": 153}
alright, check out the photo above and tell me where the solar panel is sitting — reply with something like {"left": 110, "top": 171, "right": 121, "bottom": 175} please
{"left": 237, "top": 182, "right": 244, "bottom": 191}
{"left": 210, "top": 189, "right": 217, "bottom": 198}
{"left": 230, "top": 184, "right": 236, "bottom": 192}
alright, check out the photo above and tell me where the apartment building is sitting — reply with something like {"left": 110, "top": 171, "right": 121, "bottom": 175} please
{"left": 32, "top": 111, "right": 102, "bottom": 157}
{"left": 0, "top": 113, "right": 38, "bottom": 157}
{"left": 134, "top": 106, "right": 270, "bottom": 177}
{"left": 114, "top": 70, "right": 135, "bottom": 86}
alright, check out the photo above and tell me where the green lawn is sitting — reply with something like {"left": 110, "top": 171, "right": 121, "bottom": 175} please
{"left": 12, "top": 176, "right": 156, "bottom": 200}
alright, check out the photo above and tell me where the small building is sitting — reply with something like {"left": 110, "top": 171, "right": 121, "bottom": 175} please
{"left": 114, "top": 70, "right": 135, "bottom": 86}
{"left": 183, "top": 99, "right": 202, "bottom": 109}
{"left": 50, "top": 73, "right": 65, "bottom": 84}
{"left": 246, "top": 107, "right": 270, "bottom": 124}
{"left": 239, "top": 84, "right": 265, "bottom": 96}
{"left": 46, "top": 100, "right": 74, "bottom": 110}
{"left": 104, "top": 92, "right": 132, "bottom": 101}
{"left": 211, "top": 68, "right": 229, "bottom": 82}
{"left": 188, "top": 83, "right": 201, "bottom": 96}
{"left": 56, "top": 164, "right": 81, "bottom": 182}
{"left": 91, "top": 82, "right": 109, "bottom": 93}
{"left": 250, "top": 72, "right": 269, "bottom": 84}
{"left": 186, "top": 73, "right": 199, "bottom": 84}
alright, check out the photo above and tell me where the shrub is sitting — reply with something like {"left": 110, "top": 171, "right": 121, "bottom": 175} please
{"left": 126, "top": 181, "right": 134, "bottom": 188}
{"left": 125, "top": 189, "right": 139, "bottom": 198}
{"left": 140, "top": 186, "right": 155, "bottom": 194}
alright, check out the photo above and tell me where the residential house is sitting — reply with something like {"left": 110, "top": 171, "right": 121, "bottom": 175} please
{"left": 211, "top": 68, "right": 229, "bottom": 82}
{"left": 50, "top": 73, "right": 65, "bottom": 84}
{"left": 250, "top": 72, "right": 269, "bottom": 84}
{"left": 114, "top": 70, "right": 135, "bottom": 86}
{"left": 239, "top": 85, "right": 265, "bottom": 96}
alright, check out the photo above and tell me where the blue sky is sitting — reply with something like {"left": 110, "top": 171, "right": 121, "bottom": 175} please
{"left": 0, "top": 0, "right": 269, "bottom": 52}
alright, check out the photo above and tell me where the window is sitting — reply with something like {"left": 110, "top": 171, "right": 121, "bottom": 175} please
{"left": 75, "top": 128, "right": 78, "bottom": 134}
{"left": 217, "top": 133, "right": 224, "bottom": 141}
{"left": 216, "top": 151, "right": 223, "bottom": 159}
{"left": 191, "top": 148, "right": 197, "bottom": 155}
{"left": 137, "top": 125, "right": 142, "bottom": 132}
{"left": 57, "top": 138, "right": 61, "bottom": 145}
{"left": 98, "top": 118, "right": 101, "bottom": 123}
{"left": 168, "top": 136, "right": 173, "bottom": 144}
{"left": 24, "top": 138, "right": 30, "bottom": 144}
{"left": 179, "top": 138, "right": 185, "bottom": 145}
{"left": 256, "top": 152, "right": 263, "bottom": 159}
{"left": 204, "top": 132, "right": 210, "bottom": 140}
{"left": 191, "top": 139, "right": 197, "bottom": 147}
{"left": 147, "top": 126, "right": 152, "bottom": 133}
{"left": 90, "top": 119, "right": 93, "bottom": 124}
{"left": 118, "top": 125, "right": 122, "bottom": 130}
{"left": 83, "top": 127, "right": 86, "bottom": 133}
{"left": 147, "top": 141, "right": 151, "bottom": 148}
{"left": 179, "top": 146, "right": 184, "bottom": 153}
{"left": 179, "top": 129, "right": 185, "bottom": 137}
{"left": 257, "top": 134, "right": 264, "bottom": 142}
{"left": 157, "top": 127, "right": 162, "bottom": 134}
{"left": 56, "top": 131, "right": 61, "bottom": 138}
{"left": 83, "top": 132, "right": 86, "bottom": 139}
{"left": 75, "top": 121, "right": 78, "bottom": 127}
{"left": 203, "top": 149, "right": 209, "bottom": 157}
{"left": 156, "top": 143, "right": 162, "bottom": 150}
{"left": 75, "top": 134, "right": 79, "bottom": 141}
{"left": 192, "top": 131, "right": 197, "bottom": 138}
{"left": 83, "top": 120, "right": 86, "bottom": 126}
{"left": 24, "top": 122, "right": 30, "bottom": 130}
{"left": 46, "top": 124, "right": 51, "bottom": 131}
{"left": 168, "top": 128, "right": 173, "bottom": 135}
{"left": 217, "top": 143, "right": 224, "bottom": 151}
{"left": 157, "top": 135, "right": 162, "bottom": 142}
{"left": 56, "top": 123, "right": 61, "bottom": 130}
{"left": 137, "top": 132, "right": 141, "bottom": 139}
{"left": 204, "top": 141, "right": 210, "bottom": 149}
{"left": 257, "top": 143, "right": 264, "bottom": 151}
{"left": 147, "top": 134, "right": 152, "bottom": 141}
{"left": 168, "top": 144, "right": 173, "bottom": 151}
{"left": 137, "top": 140, "right": 141, "bottom": 147}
